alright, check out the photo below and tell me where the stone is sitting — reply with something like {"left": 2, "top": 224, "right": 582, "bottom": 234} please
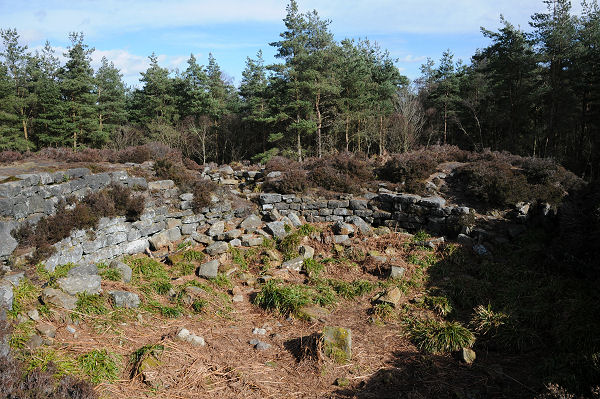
{"left": 420, "top": 196, "right": 446, "bottom": 209}
{"left": 205, "top": 241, "right": 229, "bottom": 256}
{"left": 457, "top": 234, "right": 473, "bottom": 246}
{"left": 373, "top": 226, "right": 392, "bottom": 236}
{"left": 287, "top": 212, "right": 303, "bottom": 228}
{"left": 333, "top": 221, "right": 354, "bottom": 235}
{"left": 0, "top": 221, "right": 18, "bottom": 257}
{"left": 197, "top": 259, "right": 220, "bottom": 278}
{"left": 253, "top": 327, "right": 267, "bottom": 335}
{"left": 473, "top": 244, "right": 490, "bottom": 256}
{"left": 390, "top": 266, "right": 406, "bottom": 279}
{"left": 109, "top": 260, "right": 132, "bottom": 283}
{"left": 148, "top": 180, "right": 175, "bottom": 190}
{"left": 239, "top": 214, "right": 263, "bottom": 232}
{"left": 27, "top": 309, "right": 40, "bottom": 321}
{"left": 259, "top": 193, "right": 282, "bottom": 205}
{"left": 281, "top": 256, "right": 304, "bottom": 272}
{"left": 41, "top": 288, "right": 77, "bottom": 310}
{"left": 123, "top": 238, "right": 150, "bottom": 255}
{"left": 181, "top": 223, "right": 198, "bottom": 235}
{"left": 266, "top": 171, "right": 281, "bottom": 178}
{"left": 322, "top": 326, "right": 352, "bottom": 362}
{"left": 458, "top": 347, "right": 476, "bottom": 364}
{"left": 0, "top": 281, "right": 13, "bottom": 311}
{"left": 347, "top": 216, "right": 371, "bottom": 235}
{"left": 230, "top": 238, "right": 242, "bottom": 247}
{"left": 299, "top": 245, "right": 314, "bottom": 259}
{"left": 191, "top": 233, "right": 213, "bottom": 245}
{"left": 180, "top": 193, "right": 194, "bottom": 201}
{"left": 67, "top": 264, "right": 98, "bottom": 276}
{"left": 208, "top": 221, "right": 225, "bottom": 237}
{"left": 36, "top": 323, "right": 57, "bottom": 338}
{"left": 66, "top": 325, "right": 76, "bottom": 334}
{"left": 176, "top": 328, "right": 206, "bottom": 346}
{"left": 224, "top": 229, "right": 243, "bottom": 240}
{"left": 265, "top": 221, "right": 288, "bottom": 239}
{"left": 3, "top": 272, "right": 24, "bottom": 287}
{"left": 242, "top": 235, "right": 263, "bottom": 247}
{"left": 57, "top": 275, "right": 102, "bottom": 295}
{"left": 219, "top": 165, "right": 234, "bottom": 175}
{"left": 249, "top": 339, "right": 271, "bottom": 350}
{"left": 333, "top": 235, "right": 350, "bottom": 245}
{"left": 376, "top": 287, "right": 402, "bottom": 307}
{"left": 109, "top": 291, "right": 140, "bottom": 308}
{"left": 298, "top": 305, "right": 329, "bottom": 323}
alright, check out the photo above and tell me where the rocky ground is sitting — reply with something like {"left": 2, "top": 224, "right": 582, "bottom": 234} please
{"left": 1, "top": 210, "right": 537, "bottom": 399}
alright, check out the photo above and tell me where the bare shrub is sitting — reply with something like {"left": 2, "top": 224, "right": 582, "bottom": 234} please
{"left": 192, "top": 179, "right": 218, "bottom": 212}
{"left": 0, "top": 150, "right": 24, "bottom": 164}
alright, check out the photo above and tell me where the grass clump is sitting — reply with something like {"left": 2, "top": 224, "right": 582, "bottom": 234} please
{"left": 211, "top": 273, "right": 233, "bottom": 289}
{"left": 304, "top": 258, "right": 325, "bottom": 278}
{"left": 74, "top": 293, "right": 108, "bottom": 318}
{"left": 182, "top": 249, "right": 204, "bottom": 262}
{"left": 371, "top": 303, "right": 397, "bottom": 324}
{"left": 328, "top": 279, "right": 376, "bottom": 299}
{"left": 470, "top": 304, "right": 508, "bottom": 335}
{"left": 25, "top": 348, "right": 81, "bottom": 378}
{"left": 254, "top": 280, "right": 312, "bottom": 316}
{"left": 146, "top": 300, "right": 182, "bottom": 318}
{"left": 278, "top": 224, "right": 318, "bottom": 260}
{"left": 404, "top": 318, "right": 475, "bottom": 354}
{"left": 424, "top": 295, "right": 453, "bottom": 316}
{"left": 99, "top": 267, "right": 122, "bottom": 281}
{"left": 8, "top": 279, "right": 40, "bottom": 318}
{"left": 9, "top": 320, "right": 36, "bottom": 349}
{"left": 78, "top": 349, "right": 121, "bottom": 384}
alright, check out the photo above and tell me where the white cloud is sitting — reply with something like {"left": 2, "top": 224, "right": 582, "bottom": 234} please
{"left": 398, "top": 54, "right": 427, "bottom": 63}
{"left": 0, "top": 0, "right": 582, "bottom": 42}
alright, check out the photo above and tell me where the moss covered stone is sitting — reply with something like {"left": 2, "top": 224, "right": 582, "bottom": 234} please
{"left": 322, "top": 326, "right": 352, "bottom": 363}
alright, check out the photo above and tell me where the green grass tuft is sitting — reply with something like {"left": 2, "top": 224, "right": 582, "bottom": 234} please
{"left": 78, "top": 349, "right": 122, "bottom": 384}
{"left": 404, "top": 318, "right": 475, "bottom": 354}
{"left": 254, "top": 280, "right": 312, "bottom": 316}
{"left": 74, "top": 293, "right": 108, "bottom": 317}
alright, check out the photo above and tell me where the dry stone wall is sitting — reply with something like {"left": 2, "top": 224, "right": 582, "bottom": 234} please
{"left": 0, "top": 165, "right": 477, "bottom": 271}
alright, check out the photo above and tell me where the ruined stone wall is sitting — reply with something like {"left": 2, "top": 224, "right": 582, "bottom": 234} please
{"left": 0, "top": 165, "right": 475, "bottom": 271}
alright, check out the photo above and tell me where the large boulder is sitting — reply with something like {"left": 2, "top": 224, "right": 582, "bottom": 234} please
{"left": 322, "top": 326, "right": 352, "bottom": 363}
{"left": 0, "top": 281, "right": 13, "bottom": 311}
{"left": 0, "top": 221, "right": 18, "bottom": 257}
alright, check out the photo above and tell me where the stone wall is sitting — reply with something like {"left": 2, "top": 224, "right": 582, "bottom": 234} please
{"left": 0, "top": 167, "right": 253, "bottom": 271}
{"left": 0, "top": 164, "right": 484, "bottom": 271}
{"left": 257, "top": 191, "right": 471, "bottom": 236}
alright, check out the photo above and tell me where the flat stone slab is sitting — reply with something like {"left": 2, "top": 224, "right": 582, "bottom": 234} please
{"left": 281, "top": 256, "right": 304, "bottom": 272}
{"left": 205, "top": 241, "right": 229, "bottom": 256}
{"left": 41, "top": 288, "right": 77, "bottom": 310}
{"left": 67, "top": 264, "right": 98, "bottom": 276}
{"left": 57, "top": 275, "right": 101, "bottom": 296}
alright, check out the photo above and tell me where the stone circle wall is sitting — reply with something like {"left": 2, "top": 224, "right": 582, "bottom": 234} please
{"left": 0, "top": 165, "right": 483, "bottom": 271}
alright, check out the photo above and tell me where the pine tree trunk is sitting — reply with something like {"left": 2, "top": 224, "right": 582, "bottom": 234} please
{"left": 379, "top": 115, "right": 384, "bottom": 156}
{"left": 296, "top": 112, "right": 302, "bottom": 162}
{"left": 315, "top": 92, "right": 322, "bottom": 158}
{"left": 345, "top": 115, "right": 349, "bottom": 152}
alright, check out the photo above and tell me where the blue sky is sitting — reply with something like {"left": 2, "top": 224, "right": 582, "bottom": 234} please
{"left": 0, "top": 0, "right": 584, "bottom": 88}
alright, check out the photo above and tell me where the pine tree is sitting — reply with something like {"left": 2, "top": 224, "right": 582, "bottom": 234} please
{"left": 95, "top": 57, "right": 127, "bottom": 143}
{"left": 31, "top": 42, "right": 65, "bottom": 147}
{"left": 0, "top": 28, "right": 34, "bottom": 150}
{"left": 60, "top": 32, "right": 97, "bottom": 148}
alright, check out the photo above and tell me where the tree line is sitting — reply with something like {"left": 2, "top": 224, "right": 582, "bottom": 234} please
{"left": 0, "top": 0, "right": 598, "bottom": 179}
